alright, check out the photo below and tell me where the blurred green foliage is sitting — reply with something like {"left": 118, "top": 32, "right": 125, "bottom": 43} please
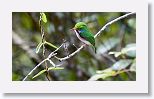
{"left": 12, "top": 12, "right": 136, "bottom": 81}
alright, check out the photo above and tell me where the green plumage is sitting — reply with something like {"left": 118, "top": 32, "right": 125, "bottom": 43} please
{"left": 73, "top": 22, "right": 96, "bottom": 53}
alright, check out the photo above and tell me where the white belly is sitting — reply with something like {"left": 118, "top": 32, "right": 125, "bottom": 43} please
{"left": 74, "top": 30, "right": 91, "bottom": 45}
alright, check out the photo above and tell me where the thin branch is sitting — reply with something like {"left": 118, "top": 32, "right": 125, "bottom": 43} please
{"left": 48, "top": 43, "right": 64, "bottom": 58}
{"left": 47, "top": 59, "right": 56, "bottom": 67}
{"left": 39, "top": 12, "right": 52, "bottom": 81}
{"left": 55, "top": 12, "right": 136, "bottom": 62}
{"left": 94, "top": 12, "right": 135, "bottom": 38}
{"left": 22, "top": 59, "right": 47, "bottom": 81}
{"left": 55, "top": 44, "right": 85, "bottom": 61}
{"left": 22, "top": 43, "right": 64, "bottom": 81}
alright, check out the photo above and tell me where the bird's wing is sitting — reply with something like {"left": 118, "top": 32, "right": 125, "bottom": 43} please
{"left": 79, "top": 32, "right": 95, "bottom": 46}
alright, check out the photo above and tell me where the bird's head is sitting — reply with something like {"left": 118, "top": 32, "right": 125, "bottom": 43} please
{"left": 71, "top": 22, "right": 88, "bottom": 33}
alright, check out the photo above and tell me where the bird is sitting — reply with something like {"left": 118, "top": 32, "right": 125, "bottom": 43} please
{"left": 71, "top": 22, "right": 96, "bottom": 53}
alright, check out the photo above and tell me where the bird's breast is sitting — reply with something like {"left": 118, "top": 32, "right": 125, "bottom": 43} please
{"left": 74, "top": 30, "right": 91, "bottom": 45}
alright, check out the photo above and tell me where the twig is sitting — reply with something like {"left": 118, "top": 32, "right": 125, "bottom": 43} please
{"left": 73, "top": 44, "right": 78, "bottom": 49}
{"left": 94, "top": 12, "right": 135, "bottom": 38}
{"left": 39, "top": 12, "right": 52, "bottom": 80}
{"left": 22, "top": 59, "right": 47, "bottom": 81}
{"left": 55, "top": 44, "right": 85, "bottom": 61}
{"left": 22, "top": 43, "right": 64, "bottom": 81}
{"left": 55, "top": 12, "right": 136, "bottom": 62}
{"left": 48, "top": 43, "right": 64, "bottom": 58}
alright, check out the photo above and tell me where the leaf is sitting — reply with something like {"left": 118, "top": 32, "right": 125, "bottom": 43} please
{"left": 111, "top": 59, "right": 132, "bottom": 71}
{"left": 130, "top": 59, "right": 136, "bottom": 72}
{"left": 44, "top": 41, "right": 58, "bottom": 49}
{"left": 32, "top": 69, "right": 46, "bottom": 79}
{"left": 35, "top": 41, "right": 57, "bottom": 53}
{"left": 121, "top": 43, "right": 136, "bottom": 57}
{"left": 88, "top": 74, "right": 104, "bottom": 81}
{"left": 108, "top": 43, "right": 136, "bottom": 57}
{"left": 48, "top": 67, "right": 64, "bottom": 70}
{"left": 88, "top": 69, "right": 116, "bottom": 81}
{"left": 35, "top": 42, "right": 43, "bottom": 53}
{"left": 96, "top": 68, "right": 112, "bottom": 74}
{"left": 32, "top": 67, "right": 64, "bottom": 79}
{"left": 108, "top": 51, "right": 122, "bottom": 57}
{"left": 40, "top": 12, "right": 47, "bottom": 23}
{"left": 89, "top": 59, "right": 133, "bottom": 81}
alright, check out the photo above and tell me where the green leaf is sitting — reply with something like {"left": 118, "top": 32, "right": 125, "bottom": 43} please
{"left": 130, "top": 59, "right": 136, "bottom": 72}
{"left": 35, "top": 42, "right": 43, "bottom": 53}
{"left": 40, "top": 12, "right": 47, "bottom": 23}
{"left": 35, "top": 41, "right": 57, "bottom": 53}
{"left": 44, "top": 41, "right": 58, "bottom": 49}
{"left": 32, "top": 69, "right": 46, "bottom": 79}
{"left": 32, "top": 67, "right": 64, "bottom": 79}
{"left": 96, "top": 68, "right": 113, "bottom": 74}
{"left": 88, "top": 74, "right": 104, "bottom": 81}
{"left": 89, "top": 59, "right": 134, "bottom": 81}
{"left": 89, "top": 69, "right": 116, "bottom": 81}
{"left": 111, "top": 59, "right": 132, "bottom": 70}
{"left": 48, "top": 67, "right": 64, "bottom": 70}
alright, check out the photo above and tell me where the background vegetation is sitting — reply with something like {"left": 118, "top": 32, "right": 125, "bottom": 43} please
{"left": 12, "top": 12, "right": 136, "bottom": 81}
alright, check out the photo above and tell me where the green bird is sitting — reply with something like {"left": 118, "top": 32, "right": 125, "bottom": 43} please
{"left": 72, "top": 22, "right": 96, "bottom": 53}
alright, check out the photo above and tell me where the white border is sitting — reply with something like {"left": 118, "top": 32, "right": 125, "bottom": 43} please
{"left": 0, "top": 0, "right": 148, "bottom": 93}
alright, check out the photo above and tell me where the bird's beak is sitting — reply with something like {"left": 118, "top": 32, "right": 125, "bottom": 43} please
{"left": 70, "top": 28, "right": 76, "bottom": 32}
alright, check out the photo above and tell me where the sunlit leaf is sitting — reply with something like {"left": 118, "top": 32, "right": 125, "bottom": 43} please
{"left": 32, "top": 67, "right": 64, "bottom": 79}
{"left": 108, "top": 43, "right": 136, "bottom": 57}
{"left": 32, "top": 69, "right": 46, "bottom": 79}
{"left": 121, "top": 43, "right": 136, "bottom": 57}
{"left": 35, "top": 42, "right": 43, "bottom": 53}
{"left": 40, "top": 12, "right": 47, "bottom": 23}
{"left": 111, "top": 59, "right": 132, "bottom": 70}
{"left": 96, "top": 68, "right": 112, "bottom": 74}
{"left": 88, "top": 69, "right": 116, "bottom": 81}
{"left": 88, "top": 74, "right": 104, "bottom": 81}
{"left": 89, "top": 67, "right": 133, "bottom": 81}
{"left": 108, "top": 51, "right": 122, "bottom": 57}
